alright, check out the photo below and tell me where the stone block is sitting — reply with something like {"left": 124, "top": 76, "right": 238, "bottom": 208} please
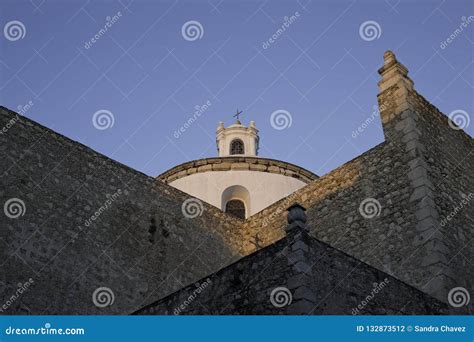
{"left": 415, "top": 205, "right": 439, "bottom": 221}
{"left": 402, "top": 131, "right": 420, "bottom": 143}
{"left": 176, "top": 170, "right": 187, "bottom": 178}
{"left": 212, "top": 163, "right": 231, "bottom": 171}
{"left": 409, "top": 186, "right": 431, "bottom": 202}
{"left": 291, "top": 240, "right": 309, "bottom": 252}
{"left": 231, "top": 163, "right": 249, "bottom": 170}
{"left": 249, "top": 164, "right": 267, "bottom": 172}
{"left": 197, "top": 164, "right": 213, "bottom": 172}
{"left": 408, "top": 165, "right": 428, "bottom": 181}
{"left": 267, "top": 166, "right": 280, "bottom": 173}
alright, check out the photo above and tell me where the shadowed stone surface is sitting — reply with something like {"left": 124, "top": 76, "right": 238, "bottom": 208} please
{"left": 134, "top": 226, "right": 449, "bottom": 315}
{"left": 0, "top": 107, "right": 243, "bottom": 314}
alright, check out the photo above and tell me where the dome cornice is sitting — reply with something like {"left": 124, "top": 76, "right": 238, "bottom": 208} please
{"left": 157, "top": 157, "right": 318, "bottom": 184}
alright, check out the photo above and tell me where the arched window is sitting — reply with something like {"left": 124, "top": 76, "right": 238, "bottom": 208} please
{"left": 230, "top": 139, "right": 244, "bottom": 155}
{"left": 225, "top": 199, "right": 246, "bottom": 219}
{"left": 222, "top": 185, "right": 250, "bottom": 219}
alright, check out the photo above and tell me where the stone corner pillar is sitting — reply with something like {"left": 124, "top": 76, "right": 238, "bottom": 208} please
{"left": 283, "top": 203, "right": 318, "bottom": 315}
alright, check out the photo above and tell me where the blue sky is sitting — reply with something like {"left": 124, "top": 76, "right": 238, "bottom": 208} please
{"left": 0, "top": 0, "right": 472, "bottom": 177}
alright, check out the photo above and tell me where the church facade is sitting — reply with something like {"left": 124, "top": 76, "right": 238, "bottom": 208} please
{"left": 0, "top": 51, "right": 472, "bottom": 315}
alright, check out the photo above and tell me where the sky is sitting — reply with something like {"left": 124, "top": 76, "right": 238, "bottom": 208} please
{"left": 0, "top": 0, "right": 472, "bottom": 177}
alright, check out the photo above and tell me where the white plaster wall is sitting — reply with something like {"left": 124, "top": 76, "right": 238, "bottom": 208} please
{"left": 169, "top": 171, "right": 307, "bottom": 217}
{"left": 216, "top": 124, "right": 258, "bottom": 157}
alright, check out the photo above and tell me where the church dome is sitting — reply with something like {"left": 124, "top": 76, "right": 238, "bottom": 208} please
{"left": 157, "top": 119, "right": 317, "bottom": 218}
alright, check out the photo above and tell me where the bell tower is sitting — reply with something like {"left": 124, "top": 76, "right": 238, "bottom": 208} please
{"left": 216, "top": 118, "right": 259, "bottom": 157}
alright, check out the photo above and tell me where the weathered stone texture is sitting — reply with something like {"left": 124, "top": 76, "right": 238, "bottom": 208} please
{"left": 405, "top": 91, "right": 473, "bottom": 302}
{"left": 0, "top": 107, "right": 243, "bottom": 314}
{"left": 241, "top": 141, "right": 421, "bottom": 288}
{"left": 136, "top": 230, "right": 448, "bottom": 315}
{"left": 240, "top": 54, "right": 473, "bottom": 309}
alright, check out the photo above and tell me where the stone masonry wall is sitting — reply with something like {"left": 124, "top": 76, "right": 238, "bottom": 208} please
{"left": 241, "top": 140, "right": 422, "bottom": 288}
{"left": 0, "top": 106, "right": 244, "bottom": 315}
{"left": 136, "top": 230, "right": 448, "bottom": 315}
{"left": 240, "top": 52, "right": 473, "bottom": 307}
{"left": 375, "top": 51, "right": 473, "bottom": 306}
{"left": 136, "top": 238, "right": 293, "bottom": 315}
{"left": 384, "top": 87, "right": 474, "bottom": 305}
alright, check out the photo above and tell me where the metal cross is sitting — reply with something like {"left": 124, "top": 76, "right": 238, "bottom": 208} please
{"left": 233, "top": 109, "right": 243, "bottom": 122}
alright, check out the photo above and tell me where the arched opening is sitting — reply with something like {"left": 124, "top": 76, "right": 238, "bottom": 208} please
{"left": 221, "top": 185, "right": 250, "bottom": 219}
{"left": 230, "top": 139, "right": 244, "bottom": 155}
{"left": 225, "top": 199, "right": 246, "bottom": 219}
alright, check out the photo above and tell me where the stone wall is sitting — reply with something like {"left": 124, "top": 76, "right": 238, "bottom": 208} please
{"left": 0, "top": 107, "right": 244, "bottom": 314}
{"left": 136, "top": 238, "right": 292, "bottom": 315}
{"left": 241, "top": 140, "right": 419, "bottom": 283}
{"left": 240, "top": 51, "right": 473, "bottom": 307}
{"left": 376, "top": 51, "right": 473, "bottom": 305}
{"left": 405, "top": 91, "right": 473, "bottom": 300}
{"left": 136, "top": 226, "right": 448, "bottom": 315}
